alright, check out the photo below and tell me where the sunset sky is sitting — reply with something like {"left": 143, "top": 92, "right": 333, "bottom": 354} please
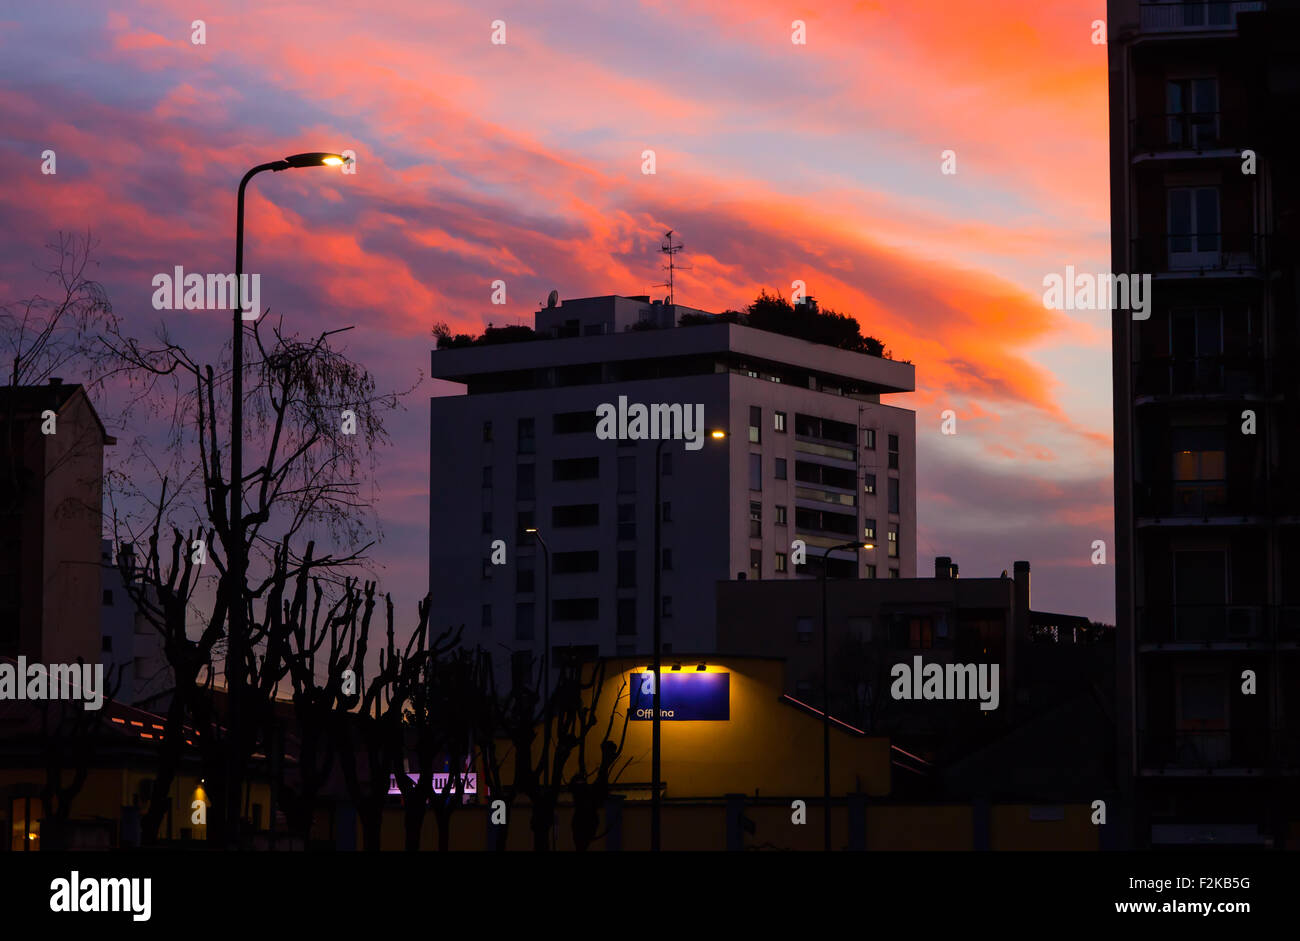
{"left": 1, "top": 0, "right": 1115, "bottom": 621}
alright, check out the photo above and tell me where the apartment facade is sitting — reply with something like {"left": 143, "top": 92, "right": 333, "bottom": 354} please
{"left": 429, "top": 295, "right": 916, "bottom": 680}
{"left": 1108, "top": 0, "right": 1300, "bottom": 848}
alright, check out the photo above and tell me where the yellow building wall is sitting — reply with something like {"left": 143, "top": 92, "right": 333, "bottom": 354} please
{"left": 991, "top": 804, "right": 1100, "bottom": 851}
{"left": 867, "top": 804, "right": 974, "bottom": 850}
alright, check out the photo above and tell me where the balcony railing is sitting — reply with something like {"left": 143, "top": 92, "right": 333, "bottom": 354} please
{"left": 1131, "top": 233, "right": 1264, "bottom": 274}
{"left": 1139, "top": 0, "right": 1265, "bottom": 31}
{"left": 1139, "top": 728, "right": 1273, "bottom": 771}
{"left": 1135, "top": 480, "right": 1268, "bottom": 518}
{"left": 1133, "top": 355, "right": 1272, "bottom": 398}
{"left": 1131, "top": 111, "right": 1248, "bottom": 153}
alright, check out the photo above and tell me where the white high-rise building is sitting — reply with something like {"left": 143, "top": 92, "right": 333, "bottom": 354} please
{"left": 429, "top": 295, "right": 915, "bottom": 684}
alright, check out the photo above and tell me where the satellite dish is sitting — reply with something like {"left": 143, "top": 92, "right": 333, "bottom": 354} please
{"left": 546, "top": 289, "right": 559, "bottom": 308}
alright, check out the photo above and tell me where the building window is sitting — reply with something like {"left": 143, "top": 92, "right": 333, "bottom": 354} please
{"left": 553, "top": 410, "right": 599, "bottom": 434}
{"left": 888, "top": 568, "right": 899, "bottom": 579}
{"left": 888, "top": 478, "right": 900, "bottom": 514}
{"left": 775, "top": 411, "right": 787, "bottom": 433}
{"left": 553, "top": 457, "right": 599, "bottom": 481}
{"left": 662, "top": 502, "right": 672, "bottom": 523}
{"left": 864, "top": 564, "right": 876, "bottom": 579}
{"left": 749, "top": 453, "right": 762, "bottom": 491}
{"left": 482, "top": 559, "right": 493, "bottom": 580}
{"left": 481, "top": 604, "right": 492, "bottom": 628}
{"left": 515, "top": 603, "right": 534, "bottom": 641}
{"left": 749, "top": 406, "right": 762, "bottom": 443}
{"left": 482, "top": 466, "right": 493, "bottom": 489}
{"left": 864, "top": 519, "right": 876, "bottom": 541}
{"left": 516, "top": 510, "right": 534, "bottom": 540}
{"left": 775, "top": 458, "right": 787, "bottom": 481}
{"left": 848, "top": 616, "right": 872, "bottom": 642}
{"left": 749, "top": 501, "right": 762, "bottom": 538}
{"left": 481, "top": 511, "right": 493, "bottom": 535}
{"left": 662, "top": 596, "right": 673, "bottom": 618}
{"left": 516, "top": 556, "right": 535, "bottom": 593}
{"left": 482, "top": 421, "right": 493, "bottom": 443}
{"left": 517, "top": 417, "right": 535, "bottom": 454}
{"left": 775, "top": 552, "right": 788, "bottom": 573}
{"left": 552, "top": 551, "right": 600, "bottom": 574}
{"left": 662, "top": 548, "right": 673, "bottom": 571}
{"left": 863, "top": 473, "right": 876, "bottom": 496}
{"left": 618, "top": 504, "right": 636, "bottom": 541}
{"left": 553, "top": 503, "right": 599, "bottom": 527}
{"left": 516, "top": 463, "right": 535, "bottom": 501}
{"left": 888, "top": 434, "right": 899, "bottom": 469}
{"left": 796, "top": 617, "right": 813, "bottom": 645}
{"left": 750, "top": 548, "right": 762, "bottom": 578}
{"left": 888, "top": 525, "right": 899, "bottom": 558}
{"left": 618, "top": 551, "right": 637, "bottom": 588}
{"left": 775, "top": 505, "right": 787, "bottom": 525}
{"left": 9, "top": 797, "right": 42, "bottom": 851}
{"left": 863, "top": 428, "right": 876, "bottom": 450}
{"left": 618, "top": 456, "right": 636, "bottom": 493}
{"left": 1166, "top": 78, "right": 1219, "bottom": 148}
{"left": 1168, "top": 186, "right": 1221, "bottom": 261}
{"left": 909, "top": 617, "right": 933, "bottom": 648}
{"left": 617, "top": 598, "right": 637, "bottom": 636}
{"left": 553, "top": 598, "right": 599, "bottom": 621}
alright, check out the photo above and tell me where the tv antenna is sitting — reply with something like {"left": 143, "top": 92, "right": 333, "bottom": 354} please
{"left": 654, "top": 229, "right": 691, "bottom": 305}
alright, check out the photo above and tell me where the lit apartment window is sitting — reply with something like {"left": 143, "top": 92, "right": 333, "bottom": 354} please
{"left": 888, "top": 478, "right": 900, "bottom": 514}
{"left": 482, "top": 421, "right": 492, "bottom": 443}
{"left": 515, "top": 603, "right": 534, "bottom": 641}
{"left": 749, "top": 406, "right": 762, "bottom": 443}
{"left": 888, "top": 434, "right": 899, "bottom": 469}
{"left": 749, "top": 501, "right": 762, "bottom": 538}
{"left": 909, "top": 617, "right": 933, "bottom": 648}
{"left": 774, "top": 411, "right": 787, "bottom": 433}
{"left": 888, "top": 525, "right": 898, "bottom": 558}
{"left": 863, "top": 429, "right": 876, "bottom": 450}
{"left": 516, "top": 463, "right": 535, "bottom": 501}
{"left": 517, "top": 417, "right": 535, "bottom": 455}
{"left": 750, "top": 548, "right": 762, "bottom": 578}
{"left": 775, "top": 505, "right": 787, "bottom": 525}
{"left": 775, "top": 552, "right": 788, "bottom": 573}
{"left": 863, "top": 473, "right": 876, "bottom": 495}
{"left": 864, "top": 519, "right": 876, "bottom": 541}
{"left": 775, "top": 458, "right": 787, "bottom": 481}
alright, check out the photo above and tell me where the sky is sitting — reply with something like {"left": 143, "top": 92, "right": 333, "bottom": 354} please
{"left": 0, "top": 0, "right": 1115, "bottom": 622}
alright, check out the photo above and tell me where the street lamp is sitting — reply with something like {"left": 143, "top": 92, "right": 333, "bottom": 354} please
{"left": 819, "top": 539, "right": 870, "bottom": 851}
{"left": 227, "top": 152, "right": 345, "bottom": 848}
{"left": 651, "top": 428, "right": 726, "bottom": 851}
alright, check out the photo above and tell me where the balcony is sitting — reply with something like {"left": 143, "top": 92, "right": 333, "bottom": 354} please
{"left": 1131, "top": 233, "right": 1264, "bottom": 275}
{"left": 1138, "top": 1, "right": 1265, "bottom": 32}
{"left": 1133, "top": 355, "right": 1274, "bottom": 399}
{"left": 1137, "top": 604, "right": 1267, "bottom": 644}
{"left": 1130, "top": 111, "right": 1248, "bottom": 155}
{"left": 1139, "top": 728, "right": 1273, "bottom": 772}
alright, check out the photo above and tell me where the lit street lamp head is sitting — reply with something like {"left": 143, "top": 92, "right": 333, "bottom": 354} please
{"left": 281, "top": 152, "right": 347, "bottom": 169}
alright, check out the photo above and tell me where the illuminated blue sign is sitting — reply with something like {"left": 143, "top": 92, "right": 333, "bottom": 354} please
{"left": 629, "top": 672, "right": 730, "bottom": 721}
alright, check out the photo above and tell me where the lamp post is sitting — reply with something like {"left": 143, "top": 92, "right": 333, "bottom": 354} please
{"left": 651, "top": 428, "right": 726, "bottom": 851}
{"left": 228, "top": 152, "right": 344, "bottom": 848}
{"left": 819, "top": 539, "right": 869, "bottom": 852}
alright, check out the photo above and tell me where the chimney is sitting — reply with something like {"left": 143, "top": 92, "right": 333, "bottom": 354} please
{"left": 934, "top": 556, "right": 952, "bottom": 579}
{"left": 950, "top": 562, "right": 958, "bottom": 578}
{"left": 1013, "top": 561, "right": 1031, "bottom": 634}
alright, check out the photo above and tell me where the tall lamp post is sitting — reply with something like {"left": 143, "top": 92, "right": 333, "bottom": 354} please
{"left": 819, "top": 539, "right": 869, "bottom": 852}
{"left": 651, "top": 428, "right": 726, "bottom": 851}
{"left": 228, "top": 152, "right": 345, "bottom": 847}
